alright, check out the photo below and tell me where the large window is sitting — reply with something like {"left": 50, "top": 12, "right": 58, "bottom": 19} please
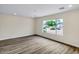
{"left": 42, "top": 19, "right": 63, "bottom": 36}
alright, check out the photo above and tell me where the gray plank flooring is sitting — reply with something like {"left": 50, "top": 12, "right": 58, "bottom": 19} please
{"left": 0, "top": 36, "right": 79, "bottom": 54}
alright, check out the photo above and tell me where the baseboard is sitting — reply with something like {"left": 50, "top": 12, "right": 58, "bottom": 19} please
{"left": 34, "top": 34, "right": 79, "bottom": 48}
{"left": 0, "top": 34, "right": 35, "bottom": 41}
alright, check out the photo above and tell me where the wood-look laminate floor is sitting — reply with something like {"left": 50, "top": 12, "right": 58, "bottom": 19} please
{"left": 0, "top": 36, "right": 79, "bottom": 54}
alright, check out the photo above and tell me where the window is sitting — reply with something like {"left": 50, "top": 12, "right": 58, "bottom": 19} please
{"left": 42, "top": 19, "right": 63, "bottom": 36}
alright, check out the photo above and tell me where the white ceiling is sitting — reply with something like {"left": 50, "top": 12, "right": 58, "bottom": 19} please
{"left": 0, "top": 4, "right": 79, "bottom": 17}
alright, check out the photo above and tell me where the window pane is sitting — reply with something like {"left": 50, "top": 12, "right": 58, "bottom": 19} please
{"left": 56, "top": 19, "right": 63, "bottom": 36}
{"left": 42, "top": 20, "right": 56, "bottom": 34}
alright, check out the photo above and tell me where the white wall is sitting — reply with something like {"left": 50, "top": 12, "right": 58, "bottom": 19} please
{"left": 0, "top": 15, "right": 34, "bottom": 40}
{"left": 35, "top": 9, "right": 79, "bottom": 47}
